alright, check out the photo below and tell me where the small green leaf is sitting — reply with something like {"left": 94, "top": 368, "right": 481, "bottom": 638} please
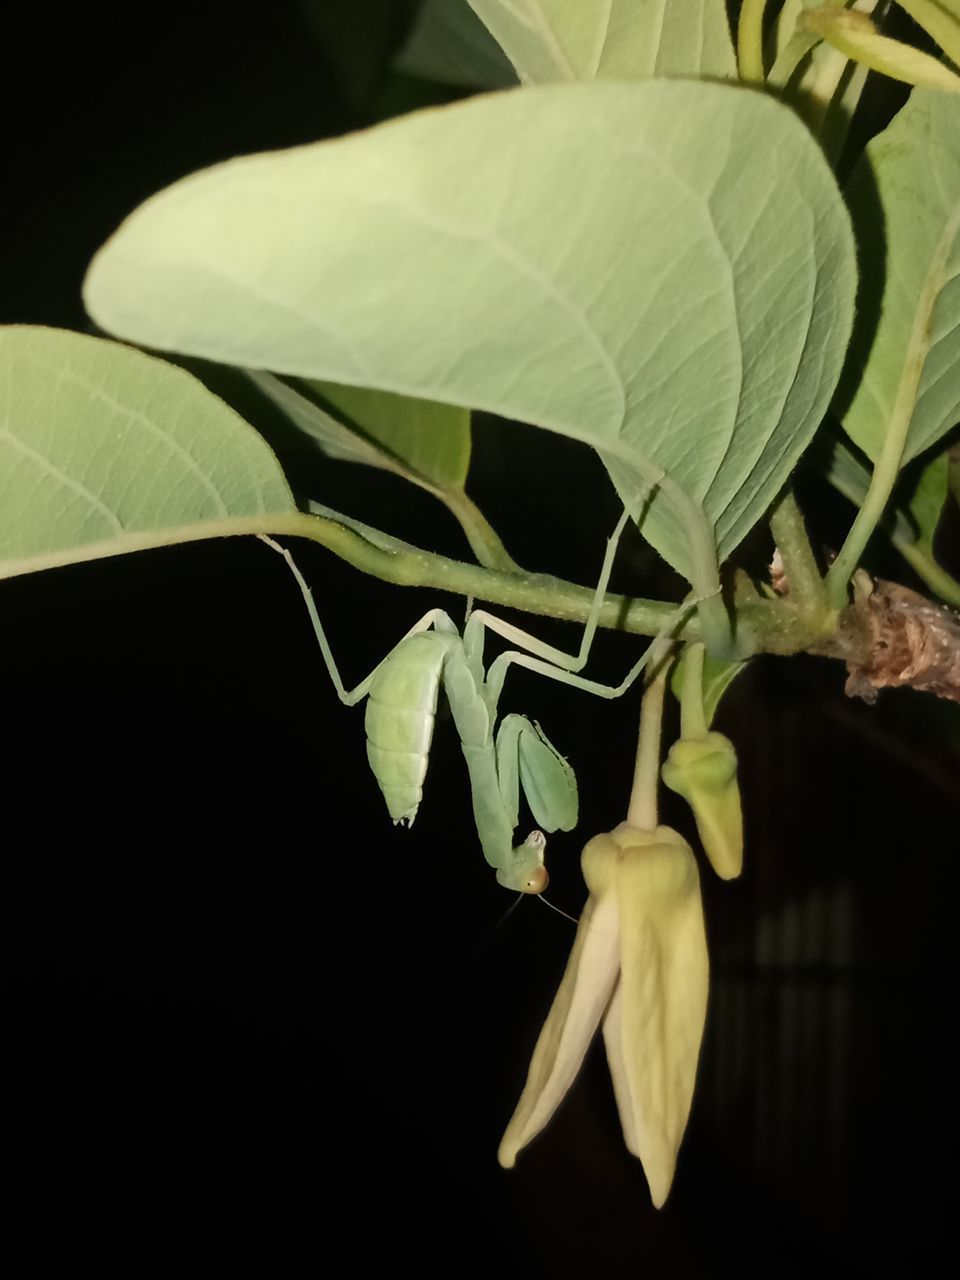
{"left": 395, "top": 0, "right": 517, "bottom": 88}
{"left": 670, "top": 648, "right": 748, "bottom": 729}
{"left": 249, "top": 372, "right": 470, "bottom": 491}
{"left": 904, "top": 450, "right": 951, "bottom": 553}
{"left": 467, "top": 0, "right": 736, "bottom": 82}
{"left": 309, "top": 380, "right": 470, "bottom": 490}
{"left": 84, "top": 81, "right": 855, "bottom": 583}
{"left": 0, "top": 326, "right": 295, "bottom": 579}
{"left": 839, "top": 90, "right": 960, "bottom": 467}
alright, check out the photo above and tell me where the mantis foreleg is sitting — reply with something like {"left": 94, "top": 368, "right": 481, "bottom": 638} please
{"left": 495, "top": 713, "right": 577, "bottom": 834}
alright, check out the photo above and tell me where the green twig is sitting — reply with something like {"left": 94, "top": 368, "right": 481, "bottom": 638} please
{"left": 0, "top": 507, "right": 866, "bottom": 662}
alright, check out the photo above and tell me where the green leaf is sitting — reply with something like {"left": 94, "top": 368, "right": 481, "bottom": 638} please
{"left": 0, "top": 326, "right": 295, "bottom": 580}
{"left": 84, "top": 81, "right": 855, "bottom": 582}
{"left": 467, "top": 0, "right": 737, "bottom": 82}
{"left": 395, "top": 0, "right": 517, "bottom": 89}
{"left": 839, "top": 90, "right": 960, "bottom": 467}
{"left": 249, "top": 372, "right": 470, "bottom": 490}
{"left": 247, "top": 373, "right": 516, "bottom": 571}
{"left": 308, "top": 380, "right": 470, "bottom": 489}
{"left": 904, "top": 450, "right": 951, "bottom": 553}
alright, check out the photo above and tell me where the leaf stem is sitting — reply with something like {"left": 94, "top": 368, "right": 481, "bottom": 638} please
{"left": 626, "top": 648, "right": 671, "bottom": 830}
{"left": 893, "top": 539, "right": 960, "bottom": 609}
{"left": 738, "top": 0, "right": 770, "bottom": 81}
{"left": 827, "top": 197, "right": 960, "bottom": 606}
{"left": 440, "top": 487, "right": 522, "bottom": 574}
{"left": 826, "top": 432, "right": 906, "bottom": 606}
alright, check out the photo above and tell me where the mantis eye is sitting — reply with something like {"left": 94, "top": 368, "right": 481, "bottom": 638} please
{"left": 521, "top": 865, "right": 549, "bottom": 895}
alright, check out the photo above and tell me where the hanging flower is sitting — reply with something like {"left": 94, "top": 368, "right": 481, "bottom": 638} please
{"left": 498, "top": 822, "right": 709, "bottom": 1207}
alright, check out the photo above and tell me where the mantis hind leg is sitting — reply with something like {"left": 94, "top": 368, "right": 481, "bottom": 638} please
{"left": 468, "top": 508, "right": 630, "bottom": 693}
{"left": 469, "top": 510, "right": 708, "bottom": 707}
{"left": 259, "top": 535, "right": 453, "bottom": 704}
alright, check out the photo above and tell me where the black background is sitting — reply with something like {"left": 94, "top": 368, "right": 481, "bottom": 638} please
{"left": 3, "top": 4, "right": 959, "bottom": 1275}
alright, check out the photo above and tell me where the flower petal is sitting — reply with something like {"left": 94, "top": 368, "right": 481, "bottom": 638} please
{"left": 603, "top": 825, "right": 710, "bottom": 1207}
{"left": 497, "top": 833, "right": 621, "bottom": 1168}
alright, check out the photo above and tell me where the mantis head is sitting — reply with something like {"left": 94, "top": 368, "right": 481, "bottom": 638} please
{"left": 497, "top": 830, "right": 549, "bottom": 895}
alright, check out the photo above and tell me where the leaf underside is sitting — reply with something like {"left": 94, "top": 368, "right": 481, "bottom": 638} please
{"left": 84, "top": 80, "right": 855, "bottom": 580}
{"left": 0, "top": 326, "right": 295, "bottom": 579}
{"left": 467, "top": 0, "right": 737, "bottom": 83}
{"left": 840, "top": 90, "right": 960, "bottom": 466}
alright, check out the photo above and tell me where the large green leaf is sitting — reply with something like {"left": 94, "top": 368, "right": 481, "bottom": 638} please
{"left": 395, "top": 0, "right": 517, "bottom": 88}
{"left": 0, "top": 326, "right": 295, "bottom": 579}
{"left": 84, "top": 81, "right": 855, "bottom": 581}
{"left": 840, "top": 90, "right": 960, "bottom": 467}
{"left": 467, "top": 0, "right": 737, "bottom": 82}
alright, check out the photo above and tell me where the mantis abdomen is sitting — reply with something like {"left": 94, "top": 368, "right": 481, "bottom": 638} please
{"left": 364, "top": 630, "right": 451, "bottom": 825}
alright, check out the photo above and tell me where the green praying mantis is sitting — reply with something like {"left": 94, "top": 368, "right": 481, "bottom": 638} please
{"left": 260, "top": 512, "right": 700, "bottom": 893}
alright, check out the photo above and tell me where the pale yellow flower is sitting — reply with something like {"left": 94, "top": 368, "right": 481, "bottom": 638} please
{"left": 498, "top": 822, "right": 709, "bottom": 1207}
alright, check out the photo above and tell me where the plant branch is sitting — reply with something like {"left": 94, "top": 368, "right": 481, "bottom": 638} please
{"left": 8, "top": 506, "right": 951, "bottom": 685}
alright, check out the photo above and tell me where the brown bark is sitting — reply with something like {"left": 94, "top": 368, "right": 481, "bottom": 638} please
{"left": 843, "top": 578, "right": 960, "bottom": 704}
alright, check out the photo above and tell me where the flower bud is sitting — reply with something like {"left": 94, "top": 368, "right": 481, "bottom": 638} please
{"left": 661, "top": 731, "right": 743, "bottom": 880}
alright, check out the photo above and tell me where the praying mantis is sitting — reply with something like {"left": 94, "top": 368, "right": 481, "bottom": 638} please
{"left": 260, "top": 512, "right": 697, "bottom": 893}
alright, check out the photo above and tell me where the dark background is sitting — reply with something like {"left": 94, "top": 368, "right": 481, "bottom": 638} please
{"left": 3, "top": 3, "right": 959, "bottom": 1274}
